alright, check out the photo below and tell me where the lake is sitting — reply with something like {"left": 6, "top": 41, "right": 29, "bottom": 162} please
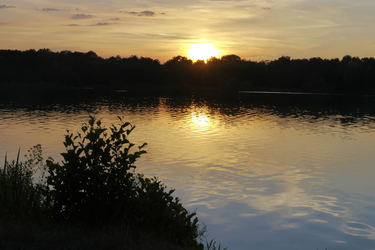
{"left": 1, "top": 90, "right": 375, "bottom": 249}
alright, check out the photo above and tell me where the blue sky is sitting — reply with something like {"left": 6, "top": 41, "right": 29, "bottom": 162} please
{"left": 1, "top": 0, "right": 375, "bottom": 61}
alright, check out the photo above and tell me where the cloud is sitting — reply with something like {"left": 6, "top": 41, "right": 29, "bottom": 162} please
{"left": 66, "top": 24, "right": 80, "bottom": 26}
{"left": 42, "top": 8, "right": 61, "bottom": 12}
{"left": 71, "top": 13, "right": 93, "bottom": 19}
{"left": 0, "top": 5, "right": 15, "bottom": 9}
{"left": 91, "top": 22, "right": 112, "bottom": 26}
{"left": 109, "top": 17, "right": 120, "bottom": 21}
{"left": 113, "top": 32, "right": 194, "bottom": 41}
{"left": 122, "top": 10, "right": 156, "bottom": 17}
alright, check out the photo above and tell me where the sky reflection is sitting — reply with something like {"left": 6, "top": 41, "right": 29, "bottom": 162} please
{"left": 1, "top": 95, "right": 375, "bottom": 249}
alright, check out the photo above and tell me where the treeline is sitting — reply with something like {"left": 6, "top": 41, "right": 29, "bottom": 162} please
{"left": 1, "top": 49, "right": 375, "bottom": 93}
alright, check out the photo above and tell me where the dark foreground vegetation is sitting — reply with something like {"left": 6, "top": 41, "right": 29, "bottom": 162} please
{"left": 1, "top": 49, "right": 375, "bottom": 94}
{"left": 0, "top": 117, "right": 225, "bottom": 250}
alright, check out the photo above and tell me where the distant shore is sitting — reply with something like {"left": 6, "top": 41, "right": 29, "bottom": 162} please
{"left": 1, "top": 49, "right": 375, "bottom": 95}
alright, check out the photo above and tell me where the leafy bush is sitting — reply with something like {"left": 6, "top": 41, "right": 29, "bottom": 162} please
{"left": 136, "top": 175, "right": 200, "bottom": 246}
{"left": 46, "top": 117, "right": 146, "bottom": 223}
{"left": 0, "top": 117, "right": 217, "bottom": 249}
{"left": 46, "top": 116, "right": 202, "bottom": 248}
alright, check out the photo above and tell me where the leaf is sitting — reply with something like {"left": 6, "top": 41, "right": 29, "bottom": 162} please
{"left": 16, "top": 148, "right": 20, "bottom": 167}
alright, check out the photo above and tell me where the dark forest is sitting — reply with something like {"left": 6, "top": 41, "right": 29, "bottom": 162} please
{"left": 1, "top": 49, "right": 375, "bottom": 94}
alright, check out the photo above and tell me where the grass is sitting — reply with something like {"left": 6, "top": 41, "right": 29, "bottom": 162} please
{"left": 0, "top": 222, "right": 203, "bottom": 250}
{"left": 0, "top": 222, "right": 226, "bottom": 250}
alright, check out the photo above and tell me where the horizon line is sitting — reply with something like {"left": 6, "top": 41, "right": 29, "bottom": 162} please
{"left": 1, "top": 48, "right": 372, "bottom": 63}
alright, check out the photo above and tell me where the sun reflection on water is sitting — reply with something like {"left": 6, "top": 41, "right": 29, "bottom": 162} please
{"left": 189, "top": 107, "right": 216, "bottom": 133}
{"left": 191, "top": 112, "right": 210, "bottom": 127}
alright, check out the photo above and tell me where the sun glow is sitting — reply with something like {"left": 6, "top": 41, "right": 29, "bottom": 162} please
{"left": 191, "top": 112, "right": 211, "bottom": 128}
{"left": 189, "top": 106, "right": 218, "bottom": 133}
{"left": 188, "top": 43, "right": 220, "bottom": 62}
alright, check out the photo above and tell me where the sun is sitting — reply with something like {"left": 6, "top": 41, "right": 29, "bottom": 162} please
{"left": 188, "top": 43, "right": 220, "bottom": 62}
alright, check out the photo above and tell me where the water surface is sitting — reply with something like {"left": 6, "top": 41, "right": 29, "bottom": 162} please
{"left": 1, "top": 92, "right": 375, "bottom": 249}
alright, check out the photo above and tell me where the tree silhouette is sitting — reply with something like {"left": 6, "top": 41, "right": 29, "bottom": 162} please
{"left": 1, "top": 49, "right": 375, "bottom": 94}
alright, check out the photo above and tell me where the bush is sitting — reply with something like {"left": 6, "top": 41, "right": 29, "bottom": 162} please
{"left": 0, "top": 117, "right": 220, "bottom": 249}
{"left": 136, "top": 175, "right": 200, "bottom": 246}
{"left": 46, "top": 116, "right": 202, "bottom": 248}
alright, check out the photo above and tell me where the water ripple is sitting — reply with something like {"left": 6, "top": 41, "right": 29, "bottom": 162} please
{"left": 1, "top": 95, "right": 375, "bottom": 249}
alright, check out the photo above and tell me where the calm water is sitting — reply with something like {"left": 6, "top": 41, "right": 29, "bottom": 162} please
{"left": 1, "top": 92, "right": 375, "bottom": 249}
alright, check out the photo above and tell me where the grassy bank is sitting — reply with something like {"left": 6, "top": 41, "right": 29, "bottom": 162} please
{"left": 0, "top": 221, "right": 197, "bottom": 250}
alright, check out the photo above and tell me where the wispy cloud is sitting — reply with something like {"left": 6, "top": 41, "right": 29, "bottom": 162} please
{"left": 66, "top": 24, "right": 80, "bottom": 26}
{"left": 0, "top": 5, "right": 15, "bottom": 9}
{"left": 113, "top": 32, "right": 194, "bottom": 41}
{"left": 71, "top": 13, "right": 94, "bottom": 19}
{"left": 122, "top": 10, "right": 156, "bottom": 17}
{"left": 91, "top": 22, "right": 112, "bottom": 26}
{"left": 42, "top": 8, "right": 61, "bottom": 12}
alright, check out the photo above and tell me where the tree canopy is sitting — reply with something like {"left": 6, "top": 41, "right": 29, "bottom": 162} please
{"left": 1, "top": 49, "right": 375, "bottom": 94}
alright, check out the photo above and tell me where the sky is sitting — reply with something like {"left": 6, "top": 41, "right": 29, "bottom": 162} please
{"left": 1, "top": 0, "right": 375, "bottom": 62}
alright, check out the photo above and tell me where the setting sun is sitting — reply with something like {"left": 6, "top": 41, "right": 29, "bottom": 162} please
{"left": 187, "top": 43, "right": 220, "bottom": 61}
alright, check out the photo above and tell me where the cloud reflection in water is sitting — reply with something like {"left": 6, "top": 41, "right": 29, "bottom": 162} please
{"left": 1, "top": 95, "right": 375, "bottom": 249}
